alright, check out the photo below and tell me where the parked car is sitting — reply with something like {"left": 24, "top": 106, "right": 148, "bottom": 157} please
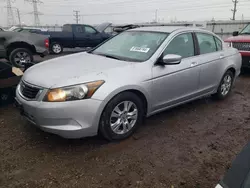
{"left": 13, "top": 27, "right": 48, "bottom": 33}
{"left": 15, "top": 26, "right": 241, "bottom": 141}
{"left": 112, "top": 24, "right": 139, "bottom": 35}
{"left": 225, "top": 23, "right": 250, "bottom": 69}
{"left": 215, "top": 142, "right": 250, "bottom": 188}
{"left": 0, "top": 31, "right": 49, "bottom": 68}
{"left": 0, "top": 61, "right": 34, "bottom": 106}
{"left": 34, "top": 23, "right": 112, "bottom": 54}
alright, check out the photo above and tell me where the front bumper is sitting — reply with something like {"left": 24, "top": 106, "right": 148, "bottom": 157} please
{"left": 15, "top": 89, "right": 104, "bottom": 139}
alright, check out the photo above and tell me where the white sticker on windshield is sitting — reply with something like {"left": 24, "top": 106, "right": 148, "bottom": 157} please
{"left": 130, "top": 46, "right": 150, "bottom": 53}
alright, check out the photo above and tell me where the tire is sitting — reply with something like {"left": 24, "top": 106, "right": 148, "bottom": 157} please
{"left": 99, "top": 92, "right": 145, "bottom": 141}
{"left": 212, "top": 70, "right": 234, "bottom": 100}
{"left": 0, "top": 88, "right": 14, "bottom": 106}
{"left": 50, "top": 42, "right": 63, "bottom": 54}
{"left": 9, "top": 48, "right": 33, "bottom": 68}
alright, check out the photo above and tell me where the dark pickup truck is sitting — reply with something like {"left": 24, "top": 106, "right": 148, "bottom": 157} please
{"left": 34, "top": 23, "right": 112, "bottom": 54}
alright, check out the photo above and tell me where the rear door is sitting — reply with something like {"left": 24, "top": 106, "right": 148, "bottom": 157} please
{"left": 195, "top": 32, "right": 225, "bottom": 94}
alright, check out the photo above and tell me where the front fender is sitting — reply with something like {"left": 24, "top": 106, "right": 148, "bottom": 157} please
{"left": 93, "top": 84, "right": 152, "bottom": 115}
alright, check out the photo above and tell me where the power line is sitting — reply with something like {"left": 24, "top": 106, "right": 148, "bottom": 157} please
{"left": 73, "top": 10, "right": 80, "bottom": 24}
{"left": 231, "top": 0, "right": 239, "bottom": 20}
{"left": 25, "top": 0, "right": 43, "bottom": 26}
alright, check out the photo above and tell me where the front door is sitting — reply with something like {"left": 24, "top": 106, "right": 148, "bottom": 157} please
{"left": 73, "top": 25, "right": 87, "bottom": 47}
{"left": 152, "top": 32, "right": 200, "bottom": 111}
{"left": 84, "top": 26, "right": 103, "bottom": 47}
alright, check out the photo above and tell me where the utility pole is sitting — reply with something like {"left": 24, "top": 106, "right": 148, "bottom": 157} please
{"left": 16, "top": 8, "right": 21, "bottom": 26}
{"left": 231, "top": 0, "right": 238, "bottom": 20}
{"left": 155, "top": 9, "right": 158, "bottom": 23}
{"left": 25, "top": 0, "right": 43, "bottom": 26}
{"left": 73, "top": 10, "right": 80, "bottom": 24}
{"left": 2, "top": 0, "right": 15, "bottom": 27}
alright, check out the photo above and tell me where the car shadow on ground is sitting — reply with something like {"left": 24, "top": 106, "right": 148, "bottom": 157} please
{"left": 16, "top": 95, "right": 221, "bottom": 149}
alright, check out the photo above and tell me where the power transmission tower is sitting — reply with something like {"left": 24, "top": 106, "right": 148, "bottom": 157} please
{"left": 231, "top": 0, "right": 238, "bottom": 20}
{"left": 73, "top": 10, "right": 80, "bottom": 24}
{"left": 25, "top": 0, "right": 43, "bottom": 26}
{"left": 2, "top": 0, "right": 15, "bottom": 27}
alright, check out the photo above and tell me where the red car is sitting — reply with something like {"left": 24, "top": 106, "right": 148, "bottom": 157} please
{"left": 225, "top": 24, "right": 250, "bottom": 69}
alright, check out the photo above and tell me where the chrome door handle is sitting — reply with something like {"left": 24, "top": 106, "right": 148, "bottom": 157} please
{"left": 190, "top": 62, "right": 198, "bottom": 67}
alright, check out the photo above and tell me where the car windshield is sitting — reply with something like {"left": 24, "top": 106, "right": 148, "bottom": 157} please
{"left": 240, "top": 24, "right": 250, "bottom": 34}
{"left": 91, "top": 31, "right": 169, "bottom": 62}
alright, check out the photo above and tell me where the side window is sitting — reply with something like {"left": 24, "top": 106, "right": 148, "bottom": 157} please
{"left": 163, "top": 33, "right": 194, "bottom": 58}
{"left": 196, "top": 33, "right": 217, "bottom": 54}
{"left": 85, "top": 26, "right": 97, "bottom": 34}
{"left": 75, "top": 25, "right": 84, "bottom": 33}
{"left": 63, "top": 25, "right": 72, "bottom": 32}
{"left": 214, "top": 37, "right": 222, "bottom": 51}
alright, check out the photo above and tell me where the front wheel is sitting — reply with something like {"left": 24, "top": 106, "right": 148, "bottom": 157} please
{"left": 212, "top": 70, "right": 234, "bottom": 100}
{"left": 99, "top": 92, "right": 144, "bottom": 141}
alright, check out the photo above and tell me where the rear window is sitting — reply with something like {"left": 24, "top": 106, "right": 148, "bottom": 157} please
{"left": 196, "top": 33, "right": 217, "bottom": 54}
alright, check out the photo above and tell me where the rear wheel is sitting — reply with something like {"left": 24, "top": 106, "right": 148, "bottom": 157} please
{"left": 9, "top": 48, "right": 33, "bottom": 68}
{"left": 99, "top": 92, "right": 144, "bottom": 141}
{"left": 212, "top": 70, "right": 234, "bottom": 100}
{"left": 50, "top": 42, "right": 63, "bottom": 54}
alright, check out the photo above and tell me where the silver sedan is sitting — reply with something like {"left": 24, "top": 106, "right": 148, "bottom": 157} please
{"left": 15, "top": 26, "right": 242, "bottom": 141}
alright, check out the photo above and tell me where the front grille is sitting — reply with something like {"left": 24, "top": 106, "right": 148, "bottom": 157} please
{"left": 19, "top": 81, "right": 41, "bottom": 99}
{"left": 232, "top": 42, "right": 250, "bottom": 51}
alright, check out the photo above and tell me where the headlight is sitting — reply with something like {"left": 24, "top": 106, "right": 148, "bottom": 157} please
{"left": 44, "top": 80, "right": 104, "bottom": 102}
{"left": 224, "top": 42, "right": 231, "bottom": 47}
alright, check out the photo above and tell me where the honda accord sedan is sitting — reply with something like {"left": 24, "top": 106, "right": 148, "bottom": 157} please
{"left": 15, "top": 26, "right": 242, "bottom": 141}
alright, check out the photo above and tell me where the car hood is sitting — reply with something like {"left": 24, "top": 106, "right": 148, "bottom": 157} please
{"left": 95, "top": 22, "right": 112, "bottom": 33}
{"left": 225, "top": 35, "right": 250, "bottom": 43}
{"left": 23, "top": 52, "right": 132, "bottom": 88}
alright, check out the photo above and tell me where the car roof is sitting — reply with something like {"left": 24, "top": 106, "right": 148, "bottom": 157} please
{"left": 129, "top": 26, "right": 207, "bottom": 33}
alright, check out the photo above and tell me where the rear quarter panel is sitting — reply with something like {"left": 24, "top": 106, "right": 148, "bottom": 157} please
{"left": 3, "top": 32, "right": 49, "bottom": 54}
{"left": 48, "top": 32, "right": 74, "bottom": 48}
{"left": 223, "top": 48, "right": 242, "bottom": 78}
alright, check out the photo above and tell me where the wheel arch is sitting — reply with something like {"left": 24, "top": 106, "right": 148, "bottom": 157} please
{"left": 6, "top": 42, "right": 36, "bottom": 56}
{"left": 227, "top": 67, "right": 236, "bottom": 77}
{"left": 95, "top": 86, "right": 151, "bottom": 130}
{"left": 101, "top": 87, "right": 150, "bottom": 114}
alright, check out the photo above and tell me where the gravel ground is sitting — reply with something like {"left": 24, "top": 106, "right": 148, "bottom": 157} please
{"left": 1, "top": 54, "right": 250, "bottom": 188}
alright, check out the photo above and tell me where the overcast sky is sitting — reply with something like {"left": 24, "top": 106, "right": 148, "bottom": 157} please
{"left": 1, "top": 0, "right": 250, "bottom": 27}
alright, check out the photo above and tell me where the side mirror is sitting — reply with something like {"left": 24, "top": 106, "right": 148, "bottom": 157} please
{"left": 161, "top": 54, "right": 182, "bottom": 65}
{"left": 233, "top": 31, "right": 239, "bottom": 36}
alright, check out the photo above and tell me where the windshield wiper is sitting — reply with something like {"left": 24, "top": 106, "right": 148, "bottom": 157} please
{"left": 240, "top": 32, "right": 250, "bottom": 35}
{"left": 95, "top": 53, "right": 123, "bottom": 60}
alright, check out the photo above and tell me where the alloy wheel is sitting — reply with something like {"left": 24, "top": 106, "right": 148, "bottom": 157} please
{"left": 52, "top": 44, "right": 62, "bottom": 54}
{"left": 110, "top": 101, "right": 138, "bottom": 135}
{"left": 221, "top": 75, "right": 232, "bottom": 96}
